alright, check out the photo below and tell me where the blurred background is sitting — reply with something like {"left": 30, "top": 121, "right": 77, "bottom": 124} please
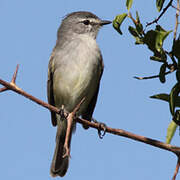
{"left": 0, "top": 0, "right": 179, "bottom": 179}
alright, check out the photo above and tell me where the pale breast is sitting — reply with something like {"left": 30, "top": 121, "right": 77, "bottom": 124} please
{"left": 53, "top": 35, "right": 102, "bottom": 113}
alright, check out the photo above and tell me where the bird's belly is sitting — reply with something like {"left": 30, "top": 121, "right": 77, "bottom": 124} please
{"left": 53, "top": 60, "right": 99, "bottom": 114}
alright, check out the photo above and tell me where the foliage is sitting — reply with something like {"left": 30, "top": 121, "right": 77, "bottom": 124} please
{"left": 156, "top": 0, "right": 165, "bottom": 12}
{"left": 113, "top": 14, "right": 127, "bottom": 35}
{"left": 113, "top": 0, "right": 180, "bottom": 143}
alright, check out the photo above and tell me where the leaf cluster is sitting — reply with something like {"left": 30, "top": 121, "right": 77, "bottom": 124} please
{"left": 113, "top": 0, "right": 180, "bottom": 143}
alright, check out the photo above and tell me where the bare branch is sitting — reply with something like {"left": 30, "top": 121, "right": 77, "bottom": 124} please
{"left": 11, "top": 64, "right": 19, "bottom": 84}
{"left": 134, "top": 70, "right": 173, "bottom": 80}
{"left": 128, "top": 12, "right": 138, "bottom": 25}
{"left": 0, "top": 65, "right": 180, "bottom": 153}
{"left": 0, "top": 75, "right": 59, "bottom": 114}
{"left": 0, "top": 87, "right": 8, "bottom": 93}
{"left": 76, "top": 117, "right": 180, "bottom": 153}
{"left": 172, "top": 157, "right": 180, "bottom": 180}
{"left": 146, "top": 0, "right": 173, "bottom": 27}
{"left": 173, "top": 0, "right": 180, "bottom": 40}
{"left": 171, "top": 4, "right": 180, "bottom": 11}
{"left": 63, "top": 97, "right": 85, "bottom": 158}
{"left": 72, "top": 97, "right": 85, "bottom": 116}
{"left": 0, "top": 64, "right": 19, "bottom": 92}
{"left": 1, "top": 65, "right": 180, "bottom": 179}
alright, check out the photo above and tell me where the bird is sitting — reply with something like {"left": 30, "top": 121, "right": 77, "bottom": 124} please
{"left": 47, "top": 11, "right": 111, "bottom": 177}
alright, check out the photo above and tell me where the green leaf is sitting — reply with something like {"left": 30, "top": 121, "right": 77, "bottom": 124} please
{"left": 144, "top": 26, "right": 172, "bottom": 53}
{"left": 173, "top": 110, "right": 180, "bottom": 125}
{"left": 155, "top": 25, "right": 166, "bottom": 32}
{"left": 128, "top": 26, "right": 144, "bottom": 45}
{"left": 150, "top": 55, "right": 166, "bottom": 62}
{"left": 136, "top": 11, "right": 140, "bottom": 23}
{"left": 126, "top": 0, "right": 133, "bottom": 11}
{"left": 172, "top": 35, "right": 180, "bottom": 60}
{"left": 113, "top": 13, "right": 127, "bottom": 35}
{"left": 159, "top": 64, "right": 166, "bottom": 83}
{"left": 169, "top": 83, "right": 180, "bottom": 115}
{"left": 143, "top": 30, "right": 159, "bottom": 52}
{"left": 128, "top": 26, "right": 139, "bottom": 37}
{"left": 150, "top": 93, "right": 169, "bottom": 101}
{"left": 176, "top": 70, "right": 180, "bottom": 82}
{"left": 150, "top": 93, "right": 180, "bottom": 107}
{"left": 156, "top": 0, "right": 165, "bottom": 12}
{"left": 166, "top": 120, "right": 177, "bottom": 144}
{"left": 135, "top": 37, "right": 144, "bottom": 45}
{"left": 143, "top": 26, "right": 172, "bottom": 61}
{"left": 135, "top": 11, "right": 143, "bottom": 35}
{"left": 155, "top": 26, "right": 172, "bottom": 52}
{"left": 136, "top": 23, "right": 143, "bottom": 36}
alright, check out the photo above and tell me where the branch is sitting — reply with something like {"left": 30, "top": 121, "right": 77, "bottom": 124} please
{"left": 173, "top": 0, "right": 180, "bottom": 40}
{"left": 128, "top": 12, "right": 138, "bottom": 25}
{"left": 63, "top": 98, "right": 86, "bottom": 158}
{"left": 1, "top": 71, "right": 180, "bottom": 153}
{"left": 1, "top": 65, "right": 180, "bottom": 179}
{"left": 146, "top": 0, "right": 173, "bottom": 27}
{"left": 134, "top": 69, "right": 174, "bottom": 80}
{"left": 171, "top": 4, "right": 180, "bottom": 11}
{"left": 0, "top": 64, "right": 19, "bottom": 92}
{"left": 173, "top": 157, "right": 180, "bottom": 180}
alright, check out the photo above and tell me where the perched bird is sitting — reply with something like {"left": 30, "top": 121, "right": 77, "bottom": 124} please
{"left": 47, "top": 11, "right": 111, "bottom": 177}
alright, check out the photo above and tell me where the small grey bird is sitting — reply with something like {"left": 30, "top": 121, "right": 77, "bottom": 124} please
{"left": 47, "top": 11, "right": 111, "bottom": 177}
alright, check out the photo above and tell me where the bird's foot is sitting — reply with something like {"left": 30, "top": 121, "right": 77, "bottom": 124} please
{"left": 59, "top": 105, "right": 69, "bottom": 119}
{"left": 92, "top": 118, "right": 107, "bottom": 139}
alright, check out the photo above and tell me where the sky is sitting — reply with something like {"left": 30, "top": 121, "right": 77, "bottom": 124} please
{"left": 0, "top": 0, "right": 179, "bottom": 179}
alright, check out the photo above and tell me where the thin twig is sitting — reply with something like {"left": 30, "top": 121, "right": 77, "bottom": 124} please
{"left": 72, "top": 97, "right": 85, "bottom": 116}
{"left": 0, "top": 87, "right": 8, "bottom": 93}
{"left": 76, "top": 117, "right": 180, "bottom": 154}
{"left": 1, "top": 65, "right": 180, "bottom": 179}
{"left": 174, "top": 0, "right": 180, "bottom": 40}
{"left": 63, "top": 97, "right": 86, "bottom": 158}
{"left": 0, "top": 66, "right": 180, "bottom": 154}
{"left": 11, "top": 64, "right": 19, "bottom": 84}
{"left": 146, "top": 0, "right": 173, "bottom": 27}
{"left": 172, "top": 157, "right": 180, "bottom": 180}
{"left": 172, "top": 4, "right": 180, "bottom": 11}
{"left": 0, "top": 64, "right": 19, "bottom": 92}
{"left": 0, "top": 76, "right": 59, "bottom": 113}
{"left": 1, "top": 74, "right": 180, "bottom": 154}
{"left": 128, "top": 12, "right": 137, "bottom": 25}
{"left": 134, "top": 70, "right": 173, "bottom": 80}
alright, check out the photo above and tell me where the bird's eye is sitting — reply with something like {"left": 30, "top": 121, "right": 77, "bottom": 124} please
{"left": 83, "top": 20, "right": 90, "bottom": 25}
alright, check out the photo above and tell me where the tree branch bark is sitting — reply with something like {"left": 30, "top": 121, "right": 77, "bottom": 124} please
{"left": 1, "top": 65, "right": 180, "bottom": 179}
{"left": 146, "top": 0, "right": 173, "bottom": 27}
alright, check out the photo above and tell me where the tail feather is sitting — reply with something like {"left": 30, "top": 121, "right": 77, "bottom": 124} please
{"left": 50, "top": 140, "right": 69, "bottom": 177}
{"left": 50, "top": 118, "right": 70, "bottom": 177}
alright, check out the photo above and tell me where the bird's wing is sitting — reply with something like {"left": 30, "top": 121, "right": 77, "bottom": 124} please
{"left": 81, "top": 54, "right": 104, "bottom": 129}
{"left": 47, "top": 51, "right": 57, "bottom": 126}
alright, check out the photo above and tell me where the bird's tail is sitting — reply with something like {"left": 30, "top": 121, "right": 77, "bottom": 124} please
{"left": 50, "top": 117, "right": 71, "bottom": 177}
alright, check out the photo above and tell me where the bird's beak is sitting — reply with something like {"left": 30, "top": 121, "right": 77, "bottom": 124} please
{"left": 100, "top": 20, "right": 112, "bottom": 26}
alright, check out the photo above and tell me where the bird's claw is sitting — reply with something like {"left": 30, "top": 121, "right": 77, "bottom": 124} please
{"left": 98, "top": 122, "right": 107, "bottom": 139}
{"left": 59, "top": 105, "right": 68, "bottom": 119}
{"left": 92, "top": 119, "right": 107, "bottom": 139}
